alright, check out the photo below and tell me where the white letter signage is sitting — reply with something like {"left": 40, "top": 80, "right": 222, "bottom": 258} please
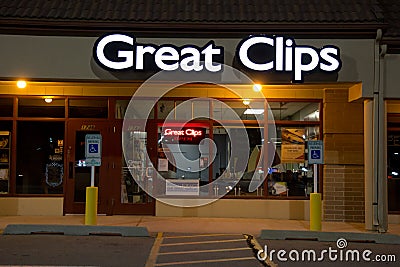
{"left": 93, "top": 33, "right": 341, "bottom": 83}
{"left": 236, "top": 35, "right": 341, "bottom": 82}
{"left": 93, "top": 33, "right": 224, "bottom": 72}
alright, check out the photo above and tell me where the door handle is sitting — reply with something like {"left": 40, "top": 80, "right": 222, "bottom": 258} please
{"left": 68, "top": 162, "right": 74, "bottom": 179}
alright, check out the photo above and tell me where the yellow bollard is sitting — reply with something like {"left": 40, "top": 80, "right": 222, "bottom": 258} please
{"left": 310, "top": 193, "right": 322, "bottom": 231}
{"left": 85, "top": 186, "right": 98, "bottom": 225}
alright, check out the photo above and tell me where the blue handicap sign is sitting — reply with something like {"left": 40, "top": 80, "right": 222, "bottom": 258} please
{"left": 85, "top": 134, "right": 102, "bottom": 159}
{"left": 89, "top": 144, "right": 98, "bottom": 153}
{"left": 311, "top": 149, "right": 321, "bottom": 159}
{"left": 308, "top": 140, "right": 323, "bottom": 164}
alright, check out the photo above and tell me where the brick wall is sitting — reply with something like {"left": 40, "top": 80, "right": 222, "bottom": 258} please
{"left": 323, "top": 88, "right": 365, "bottom": 222}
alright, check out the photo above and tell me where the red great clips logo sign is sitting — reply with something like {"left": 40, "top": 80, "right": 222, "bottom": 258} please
{"left": 161, "top": 128, "right": 205, "bottom": 144}
{"left": 93, "top": 33, "right": 341, "bottom": 83}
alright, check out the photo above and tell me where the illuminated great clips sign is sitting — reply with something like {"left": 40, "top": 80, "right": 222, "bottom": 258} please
{"left": 93, "top": 33, "right": 341, "bottom": 82}
{"left": 162, "top": 128, "right": 205, "bottom": 144}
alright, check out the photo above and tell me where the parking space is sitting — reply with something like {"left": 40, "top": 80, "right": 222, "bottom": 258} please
{"left": 146, "top": 233, "right": 263, "bottom": 267}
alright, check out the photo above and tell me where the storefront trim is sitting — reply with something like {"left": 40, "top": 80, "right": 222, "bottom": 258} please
{"left": 0, "top": 197, "right": 63, "bottom": 216}
{"left": 156, "top": 199, "right": 311, "bottom": 220}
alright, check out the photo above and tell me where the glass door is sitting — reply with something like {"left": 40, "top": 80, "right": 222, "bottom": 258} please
{"left": 387, "top": 129, "right": 400, "bottom": 213}
{"left": 387, "top": 114, "right": 400, "bottom": 214}
{"left": 112, "top": 120, "right": 156, "bottom": 215}
{"left": 64, "top": 120, "right": 111, "bottom": 214}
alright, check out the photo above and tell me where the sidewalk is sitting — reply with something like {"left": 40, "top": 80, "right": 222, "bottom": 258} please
{"left": 1, "top": 215, "right": 400, "bottom": 236}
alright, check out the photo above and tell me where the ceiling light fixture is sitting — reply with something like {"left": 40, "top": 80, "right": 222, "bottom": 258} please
{"left": 244, "top": 108, "right": 264, "bottom": 115}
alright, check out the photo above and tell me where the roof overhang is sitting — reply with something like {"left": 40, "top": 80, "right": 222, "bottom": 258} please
{"left": 0, "top": 18, "right": 386, "bottom": 38}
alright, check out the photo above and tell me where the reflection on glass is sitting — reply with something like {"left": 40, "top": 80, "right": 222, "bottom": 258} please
{"left": 175, "top": 101, "right": 192, "bottom": 120}
{"left": 193, "top": 100, "right": 210, "bottom": 119}
{"left": 122, "top": 130, "right": 151, "bottom": 204}
{"left": 157, "top": 126, "right": 210, "bottom": 187}
{"left": 213, "top": 100, "right": 264, "bottom": 121}
{"left": 269, "top": 102, "right": 320, "bottom": 121}
{"left": 16, "top": 121, "right": 64, "bottom": 194}
{"left": 158, "top": 100, "right": 175, "bottom": 119}
{"left": 212, "top": 126, "right": 265, "bottom": 197}
{"left": 267, "top": 126, "right": 320, "bottom": 197}
{"left": 117, "top": 99, "right": 155, "bottom": 119}
{"left": 18, "top": 98, "right": 65, "bottom": 118}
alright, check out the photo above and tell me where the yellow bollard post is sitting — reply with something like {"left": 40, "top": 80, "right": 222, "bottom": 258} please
{"left": 85, "top": 186, "right": 98, "bottom": 225}
{"left": 310, "top": 193, "right": 322, "bottom": 231}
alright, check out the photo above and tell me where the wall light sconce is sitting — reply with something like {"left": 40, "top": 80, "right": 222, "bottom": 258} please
{"left": 44, "top": 97, "right": 53, "bottom": 103}
{"left": 16, "top": 80, "right": 27, "bottom": 89}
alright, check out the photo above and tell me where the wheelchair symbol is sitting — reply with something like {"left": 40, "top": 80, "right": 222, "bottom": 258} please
{"left": 89, "top": 144, "right": 98, "bottom": 153}
{"left": 311, "top": 150, "right": 320, "bottom": 159}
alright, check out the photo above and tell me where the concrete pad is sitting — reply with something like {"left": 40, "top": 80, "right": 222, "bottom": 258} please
{"left": 3, "top": 224, "right": 149, "bottom": 237}
{"left": 260, "top": 229, "right": 400, "bottom": 244}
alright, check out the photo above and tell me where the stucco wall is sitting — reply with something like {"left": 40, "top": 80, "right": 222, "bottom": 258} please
{"left": 384, "top": 54, "right": 400, "bottom": 99}
{"left": 0, "top": 34, "right": 374, "bottom": 88}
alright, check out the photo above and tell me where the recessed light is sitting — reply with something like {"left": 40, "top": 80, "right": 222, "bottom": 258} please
{"left": 244, "top": 108, "right": 264, "bottom": 115}
{"left": 242, "top": 99, "right": 250, "bottom": 105}
{"left": 253, "top": 84, "right": 262, "bottom": 92}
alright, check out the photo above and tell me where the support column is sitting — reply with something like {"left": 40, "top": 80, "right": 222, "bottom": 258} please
{"left": 364, "top": 99, "right": 375, "bottom": 230}
{"left": 370, "top": 29, "right": 388, "bottom": 232}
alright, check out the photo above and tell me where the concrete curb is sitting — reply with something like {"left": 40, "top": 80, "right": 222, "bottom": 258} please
{"left": 3, "top": 224, "right": 150, "bottom": 237}
{"left": 260, "top": 230, "right": 400, "bottom": 244}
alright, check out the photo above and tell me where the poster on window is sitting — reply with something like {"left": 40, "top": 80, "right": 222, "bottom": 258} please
{"left": 281, "top": 128, "right": 305, "bottom": 163}
{"left": 158, "top": 158, "right": 168, "bottom": 172}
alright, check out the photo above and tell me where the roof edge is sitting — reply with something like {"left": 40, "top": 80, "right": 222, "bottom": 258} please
{"left": 0, "top": 19, "right": 386, "bottom": 38}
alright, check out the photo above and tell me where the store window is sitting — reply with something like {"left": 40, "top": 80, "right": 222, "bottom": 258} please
{"left": 387, "top": 113, "right": 400, "bottom": 213}
{"left": 212, "top": 125, "right": 265, "bottom": 197}
{"left": 116, "top": 99, "right": 154, "bottom": 119}
{"left": 121, "top": 129, "right": 151, "bottom": 204}
{"left": 157, "top": 99, "right": 211, "bottom": 121}
{"left": 18, "top": 98, "right": 65, "bottom": 118}
{"left": 69, "top": 98, "right": 108, "bottom": 118}
{"left": 268, "top": 125, "right": 319, "bottom": 197}
{"left": 213, "top": 100, "right": 264, "bottom": 121}
{"left": 16, "top": 121, "right": 64, "bottom": 194}
{"left": 174, "top": 100, "right": 211, "bottom": 120}
{"left": 0, "top": 121, "right": 12, "bottom": 194}
{"left": 158, "top": 100, "right": 175, "bottom": 119}
{"left": 387, "top": 132, "right": 400, "bottom": 213}
{"left": 193, "top": 100, "right": 210, "bottom": 119}
{"left": 269, "top": 102, "right": 320, "bottom": 121}
{"left": 157, "top": 125, "right": 211, "bottom": 186}
{"left": 0, "top": 97, "right": 13, "bottom": 117}
{"left": 146, "top": 98, "right": 321, "bottom": 199}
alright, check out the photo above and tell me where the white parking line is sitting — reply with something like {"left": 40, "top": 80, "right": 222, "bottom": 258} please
{"left": 163, "top": 233, "right": 243, "bottom": 239}
{"left": 158, "top": 246, "right": 250, "bottom": 255}
{"left": 154, "top": 257, "right": 256, "bottom": 266}
{"left": 160, "top": 238, "right": 244, "bottom": 246}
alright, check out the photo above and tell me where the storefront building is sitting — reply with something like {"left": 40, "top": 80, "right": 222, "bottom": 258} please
{"left": 0, "top": 1, "right": 399, "bottom": 232}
